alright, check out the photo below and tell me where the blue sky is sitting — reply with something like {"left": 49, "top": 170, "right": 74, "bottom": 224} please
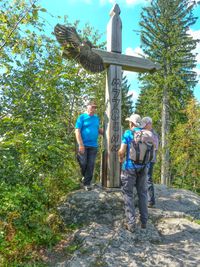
{"left": 39, "top": 0, "right": 200, "bottom": 103}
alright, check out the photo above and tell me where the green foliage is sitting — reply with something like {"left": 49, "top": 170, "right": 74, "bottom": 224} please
{"left": 136, "top": 0, "right": 199, "bottom": 127}
{"left": 65, "top": 241, "right": 82, "bottom": 254}
{"left": 0, "top": 0, "right": 107, "bottom": 264}
{"left": 121, "top": 75, "right": 134, "bottom": 129}
{"left": 170, "top": 99, "right": 200, "bottom": 193}
{"left": 0, "top": 182, "right": 61, "bottom": 264}
{"left": 135, "top": 0, "right": 199, "bottom": 184}
{"left": 195, "top": 220, "right": 200, "bottom": 225}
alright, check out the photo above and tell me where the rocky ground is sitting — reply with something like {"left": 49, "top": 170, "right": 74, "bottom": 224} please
{"left": 47, "top": 184, "right": 200, "bottom": 267}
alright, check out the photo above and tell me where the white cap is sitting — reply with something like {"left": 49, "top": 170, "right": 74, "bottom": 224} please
{"left": 125, "top": 114, "right": 142, "bottom": 127}
{"left": 141, "top": 117, "right": 152, "bottom": 128}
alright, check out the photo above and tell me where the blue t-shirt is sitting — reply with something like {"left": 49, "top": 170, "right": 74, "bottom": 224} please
{"left": 75, "top": 113, "right": 100, "bottom": 147}
{"left": 121, "top": 128, "right": 145, "bottom": 170}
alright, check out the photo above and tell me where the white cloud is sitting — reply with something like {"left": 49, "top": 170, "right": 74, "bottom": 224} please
{"left": 124, "top": 70, "right": 138, "bottom": 80}
{"left": 126, "top": 0, "right": 148, "bottom": 5}
{"left": 187, "top": 28, "right": 200, "bottom": 40}
{"left": 194, "top": 68, "right": 200, "bottom": 85}
{"left": 128, "top": 89, "right": 139, "bottom": 102}
{"left": 123, "top": 70, "right": 141, "bottom": 102}
{"left": 196, "top": 55, "right": 200, "bottom": 65}
{"left": 194, "top": 67, "right": 200, "bottom": 76}
{"left": 187, "top": 29, "right": 200, "bottom": 64}
{"left": 187, "top": 29, "right": 200, "bottom": 87}
{"left": 125, "top": 46, "right": 146, "bottom": 58}
{"left": 99, "top": 0, "right": 148, "bottom": 6}
{"left": 99, "top": 0, "right": 116, "bottom": 5}
{"left": 187, "top": 0, "right": 199, "bottom": 7}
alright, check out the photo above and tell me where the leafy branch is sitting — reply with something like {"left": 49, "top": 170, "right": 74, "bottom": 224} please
{"left": 0, "top": 0, "right": 38, "bottom": 50}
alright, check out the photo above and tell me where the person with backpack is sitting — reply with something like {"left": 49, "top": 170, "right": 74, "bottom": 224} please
{"left": 75, "top": 100, "right": 103, "bottom": 191}
{"left": 141, "top": 117, "right": 159, "bottom": 208}
{"left": 118, "top": 114, "right": 156, "bottom": 232}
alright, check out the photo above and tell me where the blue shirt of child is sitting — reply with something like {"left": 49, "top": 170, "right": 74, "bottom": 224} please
{"left": 75, "top": 113, "right": 100, "bottom": 147}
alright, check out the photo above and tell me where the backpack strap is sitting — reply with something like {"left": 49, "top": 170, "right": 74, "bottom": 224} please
{"left": 142, "top": 143, "right": 154, "bottom": 164}
{"left": 142, "top": 143, "right": 149, "bottom": 164}
{"left": 135, "top": 142, "right": 141, "bottom": 164}
{"left": 149, "top": 144, "right": 154, "bottom": 162}
{"left": 131, "top": 129, "right": 140, "bottom": 164}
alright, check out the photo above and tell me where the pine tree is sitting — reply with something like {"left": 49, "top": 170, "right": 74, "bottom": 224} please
{"left": 136, "top": 0, "right": 199, "bottom": 184}
{"left": 121, "top": 75, "right": 134, "bottom": 129}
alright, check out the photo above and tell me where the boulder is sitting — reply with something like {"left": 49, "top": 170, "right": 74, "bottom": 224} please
{"left": 55, "top": 184, "right": 200, "bottom": 267}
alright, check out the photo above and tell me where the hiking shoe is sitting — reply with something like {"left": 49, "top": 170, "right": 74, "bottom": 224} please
{"left": 148, "top": 203, "right": 155, "bottom": 208}
{"left": 141, "top": 223, "right": 147, "bottom": 229}
{"left": 80, "top": 177, "right": 84, "bottom": 183}
{"left": 124, "top": 223, "right": 136, "bottom": 233}
{"left": 84, "top": 185, "right": 92, "bottom": 191}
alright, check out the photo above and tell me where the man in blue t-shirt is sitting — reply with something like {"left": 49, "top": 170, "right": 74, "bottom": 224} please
{"left": 118, "top": 114, "right": 148, "bottom": 232}
{"left": 75, "top": 100, "right": 103, "bottom": 191}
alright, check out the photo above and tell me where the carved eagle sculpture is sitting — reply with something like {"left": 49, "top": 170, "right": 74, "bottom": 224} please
{"left": 54, "top": 24, "right": 105, "bottom": 73}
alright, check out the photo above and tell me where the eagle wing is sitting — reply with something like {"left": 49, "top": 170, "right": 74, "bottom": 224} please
{"left": 54, "top": 24, "right": 105, "bottom": 73}
{"left": 79, "top": 46, "right": 105, "bottom": 73}
{"left": 54, "top": 24, "right": 82, "bottom": 48}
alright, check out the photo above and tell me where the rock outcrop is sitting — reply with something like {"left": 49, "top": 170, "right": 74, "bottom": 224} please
{"left": 55, "top": 184, "right": 200, "bottom": 267}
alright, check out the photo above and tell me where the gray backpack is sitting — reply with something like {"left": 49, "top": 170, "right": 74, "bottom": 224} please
{"left": 129, "top": 129, "right": 155, "bottom": 165}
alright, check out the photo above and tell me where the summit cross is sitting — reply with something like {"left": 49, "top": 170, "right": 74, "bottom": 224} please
{"left": 93, "top": 4, "right": 160, "bottom": 187}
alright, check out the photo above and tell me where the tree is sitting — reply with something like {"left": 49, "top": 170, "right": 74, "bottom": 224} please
{"left": 0, "top": 0, "right": 106, "bottom": 263}
{"left": 171, "top": 99, "right": 200, "bottom": 193}
{"left": 121, "top": 74, "right": 134, "bottom": 129}
{"left": 136, "top": 0, "right": 199, "bottom": 185}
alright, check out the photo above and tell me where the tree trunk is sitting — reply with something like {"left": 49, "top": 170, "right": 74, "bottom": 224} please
{"left": 161, "top": 66, "right": 170, "bottom": 185}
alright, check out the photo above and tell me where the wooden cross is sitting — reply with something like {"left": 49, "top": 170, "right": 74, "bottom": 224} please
{"left": 93, "top": 4, "right": 160, "bottom": 188}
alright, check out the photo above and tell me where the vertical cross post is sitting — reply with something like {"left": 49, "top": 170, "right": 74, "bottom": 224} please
{"left": 102, "top": 4, "right": 122, "bottom": 188}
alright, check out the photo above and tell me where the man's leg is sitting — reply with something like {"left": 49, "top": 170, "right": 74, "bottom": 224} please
{"left": 136, "top": 167, "right": 148, "bottom": 226}
{"left": 84, "top": 147, "right": 98, "bottom": 186}
{"left": 121, "top": 169, "right": 137, "bottom": 226}
{"left": 76, "top": 149, "right": 88, "bottom": 178}
{"left": 147, "top": 162, "right": 155, "bottom": 206}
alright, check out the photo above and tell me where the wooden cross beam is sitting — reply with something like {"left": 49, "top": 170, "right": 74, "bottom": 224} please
{"left": 99, "top": 3, "right": 160, "bottom": 188}
{"left": 92, "top": 49, "right": 160, "bottom": 73}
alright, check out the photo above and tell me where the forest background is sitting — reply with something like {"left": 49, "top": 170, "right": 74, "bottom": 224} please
{"left": 0, "top": 0, "right": 200, "bottom": 265}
